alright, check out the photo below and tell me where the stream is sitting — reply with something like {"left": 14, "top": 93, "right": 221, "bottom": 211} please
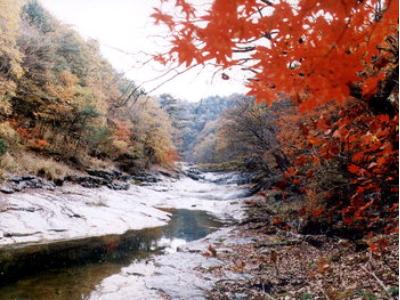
{"left": 0, "top": 169, "right": 248, "bottom": 299}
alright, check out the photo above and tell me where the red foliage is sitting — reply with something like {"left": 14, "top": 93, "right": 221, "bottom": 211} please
{"left": 151, "top": 0, "right": 399, "bottom": 235}
{"left": 164, "top": 149, "right": 180, "bottom": 164}
{"left": 152, "top": 0, "right": 398, "bottom": 109}
{"left": 16, "top": 127, "right": 31, "bottom": 140}
{"left": 11, "top": 121, "right": 50, "bottom": 151}
{"left": 114, "top": 121, "right": 132, "bottom": 143}
{"left": 281, "top": 100, "right": 398, "bottom": 234}
{"left": 368, "top": 237, "right": 389, "bottom": 254}
{"left": 32, "top": 139, "right": 49, "bottom": 149}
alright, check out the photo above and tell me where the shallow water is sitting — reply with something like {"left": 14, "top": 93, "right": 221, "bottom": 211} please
{"left": 0, "top": 209, "right": 223, "bottom": 300}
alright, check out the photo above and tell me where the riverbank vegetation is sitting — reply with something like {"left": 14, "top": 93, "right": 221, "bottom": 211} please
{"left": 0, "top": 0, "right": 176, "bottom": 181}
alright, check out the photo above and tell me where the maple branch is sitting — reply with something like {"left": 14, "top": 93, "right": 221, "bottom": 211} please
{"left": 140, "top": 66, "right": 179, "bottom": 85}
{"left": 361, "top": 265, "right": 395, "bottom": 299}
{"left": 146, "top": 64, "right": 198, "bottom": 94}
{"left": 242, "top": 67, "right": 260, "bottom": 74}
{"left": 111, "top": 84, "right": 146, "bottom": 109}
{"left": 233, "top": 47, "right": 256, "bottom": 53}
{"left": 258, "top": 0, "right": 274, "bottom": 6}
{"left": 210, "top": 66, "right": 225, "bottom": 85}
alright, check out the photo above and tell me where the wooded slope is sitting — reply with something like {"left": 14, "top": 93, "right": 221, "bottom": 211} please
{"left": 0, "top": 0, "right": 176, "bottom": 180}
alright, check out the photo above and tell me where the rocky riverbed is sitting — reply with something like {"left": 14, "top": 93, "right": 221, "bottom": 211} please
{"left": 0, "top": 166, "right": 250, "bottom": 299}
{"left": 0, "top": 167, "right": 398, "bottom": 300}
{"left": 0, "top": 168, "right": 245, "bottom": 246}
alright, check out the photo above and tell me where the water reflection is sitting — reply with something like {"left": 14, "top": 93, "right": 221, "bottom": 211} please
{"left": 0, "top": 209, "right": 222, "bottom": 300}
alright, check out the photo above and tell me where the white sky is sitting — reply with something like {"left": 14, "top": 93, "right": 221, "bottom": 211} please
{"left": 39, "top": 0, "right": 247, "bottom": 102}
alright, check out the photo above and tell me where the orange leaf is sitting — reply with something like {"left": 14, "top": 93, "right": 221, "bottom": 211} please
{"left": 347, "top": 164, "right": 362, "bottom": 174}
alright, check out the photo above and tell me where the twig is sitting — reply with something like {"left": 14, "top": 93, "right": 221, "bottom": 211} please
{"left": 361, "top": 265, "right": 394, "bottom": 299}
{"left": 146, "top": 64, "right": 198, "bottom": 94}
{"left": 256, "top": 240, "right": 303, "bottom": 248}
{"left": 319, "top": 286, "right": 331, "bottom": 300}
{"left": 264, "top": 292, "right": 277, "bottom": 300}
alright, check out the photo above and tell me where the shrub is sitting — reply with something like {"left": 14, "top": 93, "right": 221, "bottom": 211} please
{"left": 0, "top": 139, "right": 8, "bottom": 156}
{"left": 18, "top": 153, "right": 73, "bottom": 180}
{"left": 0, "top": 152, "right": 18, "bottom": 172}
{"left": 0, "top": 122, "right": 19, "bottom": 147}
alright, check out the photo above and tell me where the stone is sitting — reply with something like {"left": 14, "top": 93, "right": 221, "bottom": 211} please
{"left": 0, "top": 175, "right": 58, "bottom": 194}
{"left": 107, "top": 181, "right": 130, "bottom": 191}
{"left": 0, "top": 187, "right": 14, "bottom": 194}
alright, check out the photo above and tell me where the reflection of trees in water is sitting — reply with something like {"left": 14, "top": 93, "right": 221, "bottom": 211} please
{"left": 162, "top": 209, "right": 222, "bottom": 241}
{"left": 0, "top": 209, "right": 222, "bottom": 300}
{"left": 0, "top": 262, "right": 125, "bottom": 300}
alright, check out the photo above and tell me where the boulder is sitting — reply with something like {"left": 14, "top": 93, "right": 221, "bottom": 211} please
{"left": 86, "top": 169, "right": 124, "bottom": 181}
{"left": 65, "top": 175, "right": 108, "bottom": 188}
{"left": 0, "top": 176, "right": 56, "bottom": 194}
{"left": 185, "top": 168, "right": 204, "bottom": 181}
{"left": 106, "top": 181, "right": 130, "bottom": 191}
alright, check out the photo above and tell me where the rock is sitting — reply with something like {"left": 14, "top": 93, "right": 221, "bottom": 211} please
{"left": 0, "top": 176, "right": 55, "bottom": 194}
{"left": 85, "top": 167, "right": 165, "bottom": 188}
{"left": 107, "top": 181, "right": 130, "bottom": 191}
{"left": 185, "top": 168, "right": 204, "bottom": 181}
{"left": 65, "top": 169, "right": 137, "bottom": 190}
{"left": 158, "top": 169, "right": 180, "bottom": 179}
{"left": 9, "top": 176, "right": 23, "bottom": 183}
{"left": 10, "top": 176, "right": 35, "bottom": 183}
{"left": 131, "top": 173, "right": 161, "bottom": 184}
{"left": 0, "top": 187, "right": 14, "bottom": 194}
{"left": 70, "top": 176, "right": 108, "bottom": 188}
{"left": 13, "top": 182, "right": 27, "bottom": 192}
{"left": 217, "top": 247, "right": 233, "bottom": 254}
{"left": 114, "top": 153, "right": 145, "bottom": 174}
{"left": 3, "top": 231, "right": 41, "bottom": 238}
{"left": 119, "top": 175, "right": 133, "bottom": 181}
{"left": 86, "top": 169, "right": 123, "bottom": 181}
{"left": 304, "top": 235, "right": 329, "bottom": 248}
{"left": 54, "top": 178, "right": 64, "bottom": 186}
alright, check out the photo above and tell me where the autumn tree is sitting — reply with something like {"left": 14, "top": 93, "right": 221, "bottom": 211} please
{"left": 22, "top": 0, "right": 54, "bottom": 33}
{"left": 152, "top": 0, "right": 399, "bottom": 235}
{"left": 126, "top": 96, "right": 176, "bottom": 167}
{"left": 0, "top": 0, "right": 24, "bottom": 117}
{"left": 152, "top": 0, "right": 397, "bottom": 108}
{"left": 219, "top": 98, "right": 291, "bottom": 171}
{"left": 192, "top": 119, "right": 220, "bottom": 163}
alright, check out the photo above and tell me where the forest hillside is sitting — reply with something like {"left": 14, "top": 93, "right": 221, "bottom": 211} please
{"left": 0, "top": 0, "right": 177, "bottom": 181}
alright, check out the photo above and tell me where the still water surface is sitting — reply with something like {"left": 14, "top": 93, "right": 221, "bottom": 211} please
{"left": 0, "top": 209, "right": 223, "bottom": 300}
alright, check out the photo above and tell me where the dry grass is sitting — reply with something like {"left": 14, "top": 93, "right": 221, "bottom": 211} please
{"left": 80, "top": 154, "right": 114, "bottom": 170}
{"left": 0, "top": 151, "right": 75, "bottom": 180}
{"left": 197, "top": 161, "right": 243, "bottom": 172}
{"left": 0, "top": 153, "right": 19, "bottom": 173}
{"left": 0, "top": 122, "right": 19, "bottom": 148}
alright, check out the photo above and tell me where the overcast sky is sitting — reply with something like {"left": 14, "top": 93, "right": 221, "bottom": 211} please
{"left": 39, "top": 0, "right": 247, "bottom": 102}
